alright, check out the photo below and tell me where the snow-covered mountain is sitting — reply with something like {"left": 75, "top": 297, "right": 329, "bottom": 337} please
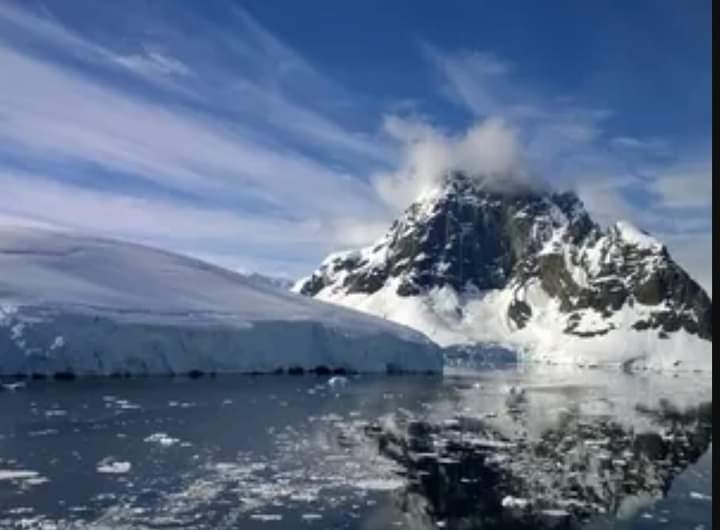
{"left": 0, "top": 226, "right": 441, "bottom": 376}
{"left": 294, "top": 172, "right": 712, "bottom": 371}
{"left": 241, "top": 272, "right": 294, "bottom": 292}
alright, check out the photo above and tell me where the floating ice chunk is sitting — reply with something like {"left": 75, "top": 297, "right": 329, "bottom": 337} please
{"left": 689, "top": 491, "right": 711, "bottom": 501}
{"left": 501, "top": 496, "right": 530, "bottom": 509}
{"left": 355, "top": 478, "right": 404, "bottom": 491}
{"left": 541, "top": 509, "right": 570, "bottom": 518}
{"left": 28, "top": 429, "right": 58, "bottom": 437}
{"left": 1, "top": 382, "right": 25, "bottom": 391}
{"left": 49, "top": 335, "right": 64, "bottom": 350}
{"left": 328, "top": 376, "right": 349, "bottom": 388}
{"left": 25, "top": 476, "right": 49, "bottom": 485}
{"left": 96, "top": 459, "right": 131, "bottom": 474}
{"left": 0, "top": 470, "right": 40, "bottom": 481}
{"left": 115, "top": 399, "right": 141, "bottom": 410}
{"left": 144, "top": 432, "right": 180, "bottom": 446}
{"left": 249, "top": 514, "right": 283, "bottom": 522}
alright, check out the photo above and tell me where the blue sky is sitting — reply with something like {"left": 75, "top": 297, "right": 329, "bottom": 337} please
{"left": 0, "top": 0, "right": 712, "bottom": 291}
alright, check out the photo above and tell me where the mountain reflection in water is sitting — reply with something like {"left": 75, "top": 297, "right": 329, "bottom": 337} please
{"left": 367, "top": 368, "right": 712, "bottom": 529}
{"left": 0, "top": 365, "right": 712, "bottom": 529}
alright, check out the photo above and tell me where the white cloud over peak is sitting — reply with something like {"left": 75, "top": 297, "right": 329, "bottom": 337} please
{"left": 375, "top": 116, "right": 526, "bottom": 208}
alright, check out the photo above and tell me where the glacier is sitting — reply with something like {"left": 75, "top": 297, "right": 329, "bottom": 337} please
{"left": 0, "top": 226, "right": 442, "bottom": 376}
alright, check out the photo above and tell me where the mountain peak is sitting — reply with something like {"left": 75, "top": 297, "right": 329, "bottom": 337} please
{"left": 424, "top": 172, "right": 589, "bottom": 227}
{"left": 295, "top": 177, "right": 711, "bottom": 370}
{"left": 299, "top": 179, "right": 600, "bottom": 299}
{"left": 609, "top": 220, "right": 664, "bottom": 251}
{"left": 432, "top": 170, "right": 548, "bottom": 200}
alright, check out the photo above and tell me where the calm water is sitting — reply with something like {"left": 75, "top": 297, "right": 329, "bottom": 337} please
{"left": 0, "top": 367, "right": 712, "bottom": 529}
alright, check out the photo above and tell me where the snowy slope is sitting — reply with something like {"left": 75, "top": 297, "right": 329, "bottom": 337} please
{"left": 295, "top": 173, "right": 712, "bottom": 372}
{"left": 0, "top": 226, "right": 441, "bottom": 375}
{"left": 241, "top": 272, "right": 294, "bottom": 291}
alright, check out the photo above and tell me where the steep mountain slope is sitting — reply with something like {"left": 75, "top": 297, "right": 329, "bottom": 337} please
{"left": 294, "top": 173, "right": 712, "bottom": 370}
{"left": 0, "top": 226, "right": 441, "bottom": 375}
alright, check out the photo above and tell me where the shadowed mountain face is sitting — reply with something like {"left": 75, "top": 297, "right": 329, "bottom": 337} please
{"left": 298, "top": 174, "right": 594, "bottom": 297}
{"left": 295, "top": 172, "right": 711, "bottom": 366}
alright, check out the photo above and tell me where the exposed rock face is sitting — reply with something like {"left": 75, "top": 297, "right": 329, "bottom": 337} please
{"left": 515, "top": 220, "right": 713, "bottom": 341}
{"left": 295, "top": 172, "right": 712, "bottom": 367}
{"left": 297, "top": 176, "right": 594, "bottom": 297}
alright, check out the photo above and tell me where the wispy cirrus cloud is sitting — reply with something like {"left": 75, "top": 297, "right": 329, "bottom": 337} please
{"left": 0, "top": 5, "right": 404, "bottom": 260}
{"left": 0, "top": 2, "right": 710, "bottom": 293}
{"left": 0, "top": 169, "right": 388, "bottom": 276}
{"left": 112, "top": 49, "right": 192, "bottom": 78}
{"left": 0, "top": 2, "right": 399, "bottom": 276}
{"left": 0, "top": 46, "right": 385, "bottom": 220}
{"left": 425, "top": 44, "right": 614, "bottom": 169}
{"left": 422, "top": 46, "right": 513, "bottom": 117}
{"left": 610, "top": 136, "right": 669, "bottom": 154}
{"left": 649, "top": 163, "right": 712, "bottom": 209}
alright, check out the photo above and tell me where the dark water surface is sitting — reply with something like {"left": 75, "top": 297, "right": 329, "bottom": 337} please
{"left": 0, "top": 367, "right": 712, "bottom": 529}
